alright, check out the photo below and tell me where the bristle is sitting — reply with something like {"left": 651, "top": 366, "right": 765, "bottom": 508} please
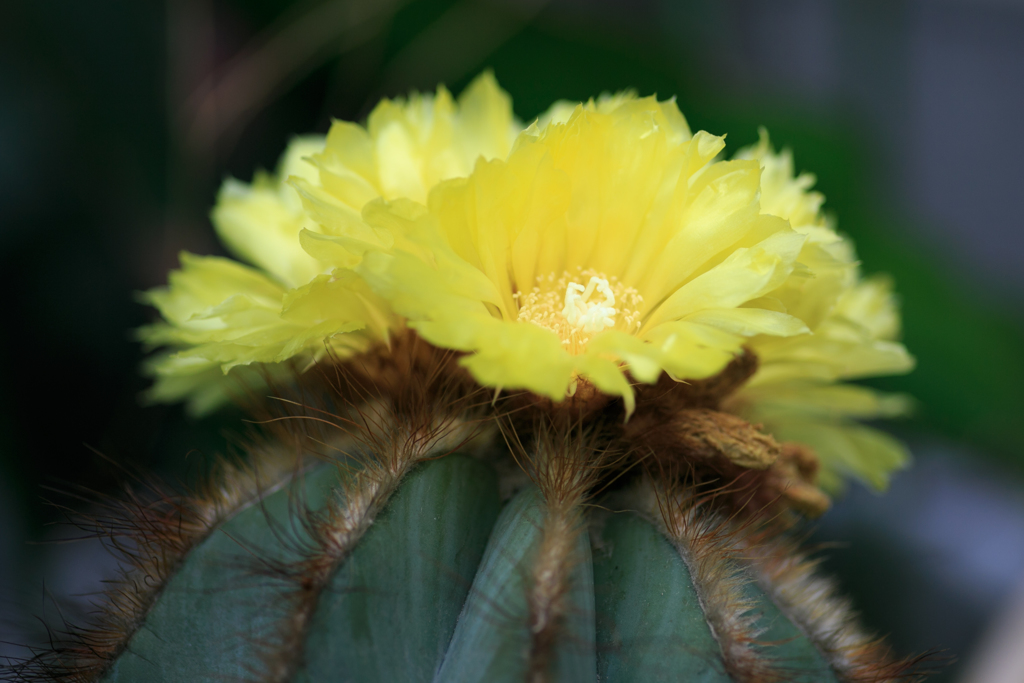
{"left": 631, "top": 349, "right": 760, "bottom": 415}
{"left": 665, "top": 408, "right": 781, "bottom": 470}
{"left": 5, "top": 333, "right": 928, "bottom": 681}
{"left": 4, "top": 334, "right": 487, "bottom": 683}
{"left": 2, "top": 437, "right": 310, "bottom": 682}
{"left": 251, "top": 337, "right": 494, "bottom": 682}
{"left": 622, "top": 411, "right": 830, "bottom": 520}
{"left": 618, "top": 350, "right": 790, "bottom": 519}
{"left": 526, "top": 503, "right": 582, "bottom": 683}
{"left": 504, "top": 421, "right": 625, "bottom": 683}
{"left": 742, "top": 534, "right": 937, "bottom": 682}
{"left": 524, "top": 431, "right": 593, "bottom": 683}
{"left": 640, "top": 479, "right": 783, "bottom": 683}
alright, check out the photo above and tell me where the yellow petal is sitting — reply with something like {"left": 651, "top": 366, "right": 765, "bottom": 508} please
{"left": 759, "top": 417, "right": 910, "bottom": 492}
{"left": 683, "top": 308, "right": 810, "bottom": 338}
{"left": 457, "top": 316, "right": 575, "bottom": 399}
{"left": 643, "top": 227, "right": 806, "bottom": 330}
{"left": 211, "top": 136, "right": 325, "bottom": 287}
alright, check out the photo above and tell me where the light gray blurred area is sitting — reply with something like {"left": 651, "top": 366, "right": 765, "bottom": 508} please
{"left": 817, "top": 443, "right": 1024, "bottom": 683}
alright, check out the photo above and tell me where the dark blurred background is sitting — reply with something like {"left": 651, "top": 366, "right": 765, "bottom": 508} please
{"left": 2, "top": 1, "right": 1024, "bottom": 680}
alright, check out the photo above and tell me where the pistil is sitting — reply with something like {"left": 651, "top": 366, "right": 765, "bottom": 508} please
{"left": 516, "top": 269, "right": 643, "bottom": 354}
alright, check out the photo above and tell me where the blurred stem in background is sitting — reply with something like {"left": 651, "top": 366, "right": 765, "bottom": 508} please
{"left": 163, "top": 0, "right": 406, "bottom": 264}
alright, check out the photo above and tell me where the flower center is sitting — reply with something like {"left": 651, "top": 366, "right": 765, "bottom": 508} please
{"left": 515, "top": 269, "right": 643, "bottom": 354}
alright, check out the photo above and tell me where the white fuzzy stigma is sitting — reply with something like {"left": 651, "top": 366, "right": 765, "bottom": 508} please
{"left": 561, "top": 276, "right": 617, "bottom": 334}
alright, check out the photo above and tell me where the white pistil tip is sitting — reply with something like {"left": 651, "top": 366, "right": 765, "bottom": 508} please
{"left": 561, "top": 276, "right": 617, "bottom": 334}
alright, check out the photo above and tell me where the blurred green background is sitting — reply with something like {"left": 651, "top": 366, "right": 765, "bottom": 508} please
{"left": 2, "top": 1, "right": 1024, "bottom": 681}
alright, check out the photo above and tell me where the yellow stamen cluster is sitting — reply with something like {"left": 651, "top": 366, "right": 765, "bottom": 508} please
{"left": 515, "top": 269, "right": 643, "bottom": 355}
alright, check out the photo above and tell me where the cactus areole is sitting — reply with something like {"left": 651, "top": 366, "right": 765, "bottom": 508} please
{"left": 8, "top": 75, "right": 931, "bottom": 682}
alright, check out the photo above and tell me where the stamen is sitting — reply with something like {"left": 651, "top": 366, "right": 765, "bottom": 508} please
{"left": 516, "top": 268, "right": 643, "bottom": 355}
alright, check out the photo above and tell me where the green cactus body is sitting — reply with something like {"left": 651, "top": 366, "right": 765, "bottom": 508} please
{"left": 99, "top": 455, "right": 501, "bottom": 683}
{"left": 3, "top": 342, "right": 925, "bottom": 683}
{"left": 41, "top": 424, "right": 897, "bottom": 682}
{"left": 94, "top": 466, "right": 821, "bottom": 682}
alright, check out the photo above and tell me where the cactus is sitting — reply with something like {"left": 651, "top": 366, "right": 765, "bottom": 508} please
{"left": 5, "top": 342, "right": 926, "bottom": 682}
{"left": 4, "top": 75, "right": 932, "bottom": 681}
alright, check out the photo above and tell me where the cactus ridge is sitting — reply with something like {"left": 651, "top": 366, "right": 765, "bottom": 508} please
{"left": 742, "top": 534, "right": 933, "bottom": 682}
{"left": 1, "top": 423, "right": 314, "bottom": 683}
{"left": 2, "top": 338, "right": 934, "bottom": 683}
{"left": 648, "top": 483, "right": 781, "bottom": 683}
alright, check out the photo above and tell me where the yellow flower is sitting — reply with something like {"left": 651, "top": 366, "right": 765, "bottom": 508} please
{"left": 139, "top": 73, "right": 518, "bottom": 413}
{"left": 141, "top": 80, "right": 913, "bottom": 499}
{"left": 299, "top": 97, "right": 813, "bottom": 414}
{"left": 727, "top": 133, "right": 915, "bottom": 490}
{"left": 138, "top": 253, "right": 390, "bottom": 410}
